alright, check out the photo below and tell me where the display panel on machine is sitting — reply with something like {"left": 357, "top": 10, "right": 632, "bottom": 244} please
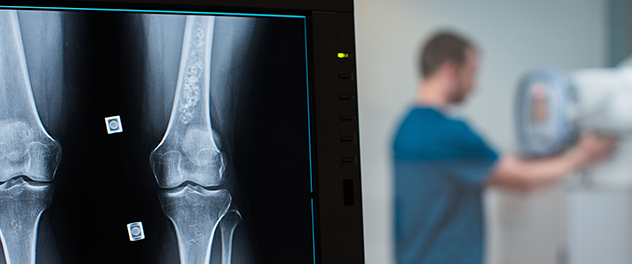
{"left": 530, "top": 83, "right": 549, "bottom": 123}
{"left": 0, "top": 6, "right": 313, "bottom": 264}
{"left": 516, "top": 69, "right": 576, "bottom": 157}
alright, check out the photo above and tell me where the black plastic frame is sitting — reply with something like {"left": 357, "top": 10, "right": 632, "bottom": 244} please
{"left": 0, "top": 1, "right": 365, "bottom": 263}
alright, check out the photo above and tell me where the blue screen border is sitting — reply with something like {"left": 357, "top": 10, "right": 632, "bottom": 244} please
{"left": 0, "top": 4, "right": 317, "bottom": 264}
{"left": 0, "top": 5, "right": 304, "bottom": 18}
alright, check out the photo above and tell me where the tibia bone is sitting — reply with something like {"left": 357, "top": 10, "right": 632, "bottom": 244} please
{"left": 160, "top": 185, "right": 231, "bottom": 264}
{"left": 150, "top": 15, "right": 225, "bottom": 189}
{"left": 219, "top": 208, "right": 241, "bottom": 264}
{"left": 0, "top": 10, "right": 61, "bottom": 183}
{"left": 0, "top": 177, "right": 53, "bottom": 264}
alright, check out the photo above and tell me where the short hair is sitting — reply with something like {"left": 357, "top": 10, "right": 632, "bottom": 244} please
{"left": 419, "top": 31, "right": 474, "bottom": 78}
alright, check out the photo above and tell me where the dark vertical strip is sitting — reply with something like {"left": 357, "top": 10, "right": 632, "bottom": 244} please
{"left": 343, "top": 179, "right": 354, "bottom": 206}
{"left": 50, "top": 12, "right": 165, "bottom": 264}
{"left": 609, "top": 0, "right": 632, "bottom": 66}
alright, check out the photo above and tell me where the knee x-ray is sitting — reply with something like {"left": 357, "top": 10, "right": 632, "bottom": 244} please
{"left": 0, "top": 8, "right": 313, "bottom": 264}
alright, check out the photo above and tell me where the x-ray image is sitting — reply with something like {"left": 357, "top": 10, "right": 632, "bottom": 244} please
{"left": 0, "top": 10, "right": 62, "bottom": 264}
{"left": 0, "top": 8, "right": 313, "bottom": 264}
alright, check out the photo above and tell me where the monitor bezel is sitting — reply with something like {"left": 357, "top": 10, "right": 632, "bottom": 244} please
{"left": 0, "top": 1, "right": 364, "bottom": 263}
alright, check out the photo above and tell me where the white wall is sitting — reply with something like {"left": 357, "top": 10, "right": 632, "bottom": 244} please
{"left": 354, "top": 0, "right": 608, "bottom": 263}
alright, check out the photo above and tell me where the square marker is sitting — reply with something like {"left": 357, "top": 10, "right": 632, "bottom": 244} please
{"left": 127, "top": 222, "right": 145, "bottom": 241}
{"left": 105, "top": 115, "right": 123, "bottom": 134}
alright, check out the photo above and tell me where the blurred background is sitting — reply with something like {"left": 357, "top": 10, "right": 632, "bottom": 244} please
{"left": 355, "top": 0, "right": 632, "bottom": 263}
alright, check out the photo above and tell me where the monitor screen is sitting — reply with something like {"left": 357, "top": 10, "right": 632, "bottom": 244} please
{"left": 0, "top": 6, "right": 313, "bottom": 264}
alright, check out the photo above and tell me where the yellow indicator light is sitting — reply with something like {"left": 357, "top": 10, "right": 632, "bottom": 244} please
{"left": 337, "top": 53, "right": 349, "bottom": 59}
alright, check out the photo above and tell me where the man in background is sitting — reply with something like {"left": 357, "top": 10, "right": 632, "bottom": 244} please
{"left": 392, "top": 32, "right": 617, "bottom": 264}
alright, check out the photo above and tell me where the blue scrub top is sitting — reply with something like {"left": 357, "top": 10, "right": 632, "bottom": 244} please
{"left": 393, "top": 107, "right": 498, "bottom": 264}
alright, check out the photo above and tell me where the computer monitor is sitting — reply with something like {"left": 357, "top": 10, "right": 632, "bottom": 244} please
{"left": 0, "top": 0, "right": 363, "bottom": 263}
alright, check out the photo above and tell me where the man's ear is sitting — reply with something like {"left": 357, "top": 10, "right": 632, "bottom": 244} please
{"left": 439, "top": 59, "right": 458, "bottom": 78}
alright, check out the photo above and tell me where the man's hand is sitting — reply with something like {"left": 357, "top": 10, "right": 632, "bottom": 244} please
{"left": 488, "top": 132, "right": 617, "bottom": 192}
{"left": 569, "top": 132, "right": 617, "bottom": 169}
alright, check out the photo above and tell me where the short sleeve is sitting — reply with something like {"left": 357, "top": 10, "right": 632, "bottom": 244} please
{"left": 439, "top": 121, "right": 499, "bottom": 185}
{"left": 392, "top": 108, "right": 499, "bottom": 185}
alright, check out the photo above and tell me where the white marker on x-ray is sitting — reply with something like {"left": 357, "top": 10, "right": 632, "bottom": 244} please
{"left": 127, "top": 222, "right": 145, "bottom": 241}
{"left": 105, "top": 115, "right": 123, "bottom": 134}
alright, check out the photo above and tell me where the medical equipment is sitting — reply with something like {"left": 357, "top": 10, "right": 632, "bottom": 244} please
{"left": 516, "top": 60, "right": 632, "bottom": 264}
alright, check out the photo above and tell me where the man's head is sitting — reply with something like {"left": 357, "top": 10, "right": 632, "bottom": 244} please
{"left": 420, "top": 32, "right": 479, "bottom": 104}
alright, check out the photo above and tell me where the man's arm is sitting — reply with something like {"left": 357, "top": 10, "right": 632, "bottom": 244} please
{"left": 487, "top": 133, "right": 617, "bottom": 192}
